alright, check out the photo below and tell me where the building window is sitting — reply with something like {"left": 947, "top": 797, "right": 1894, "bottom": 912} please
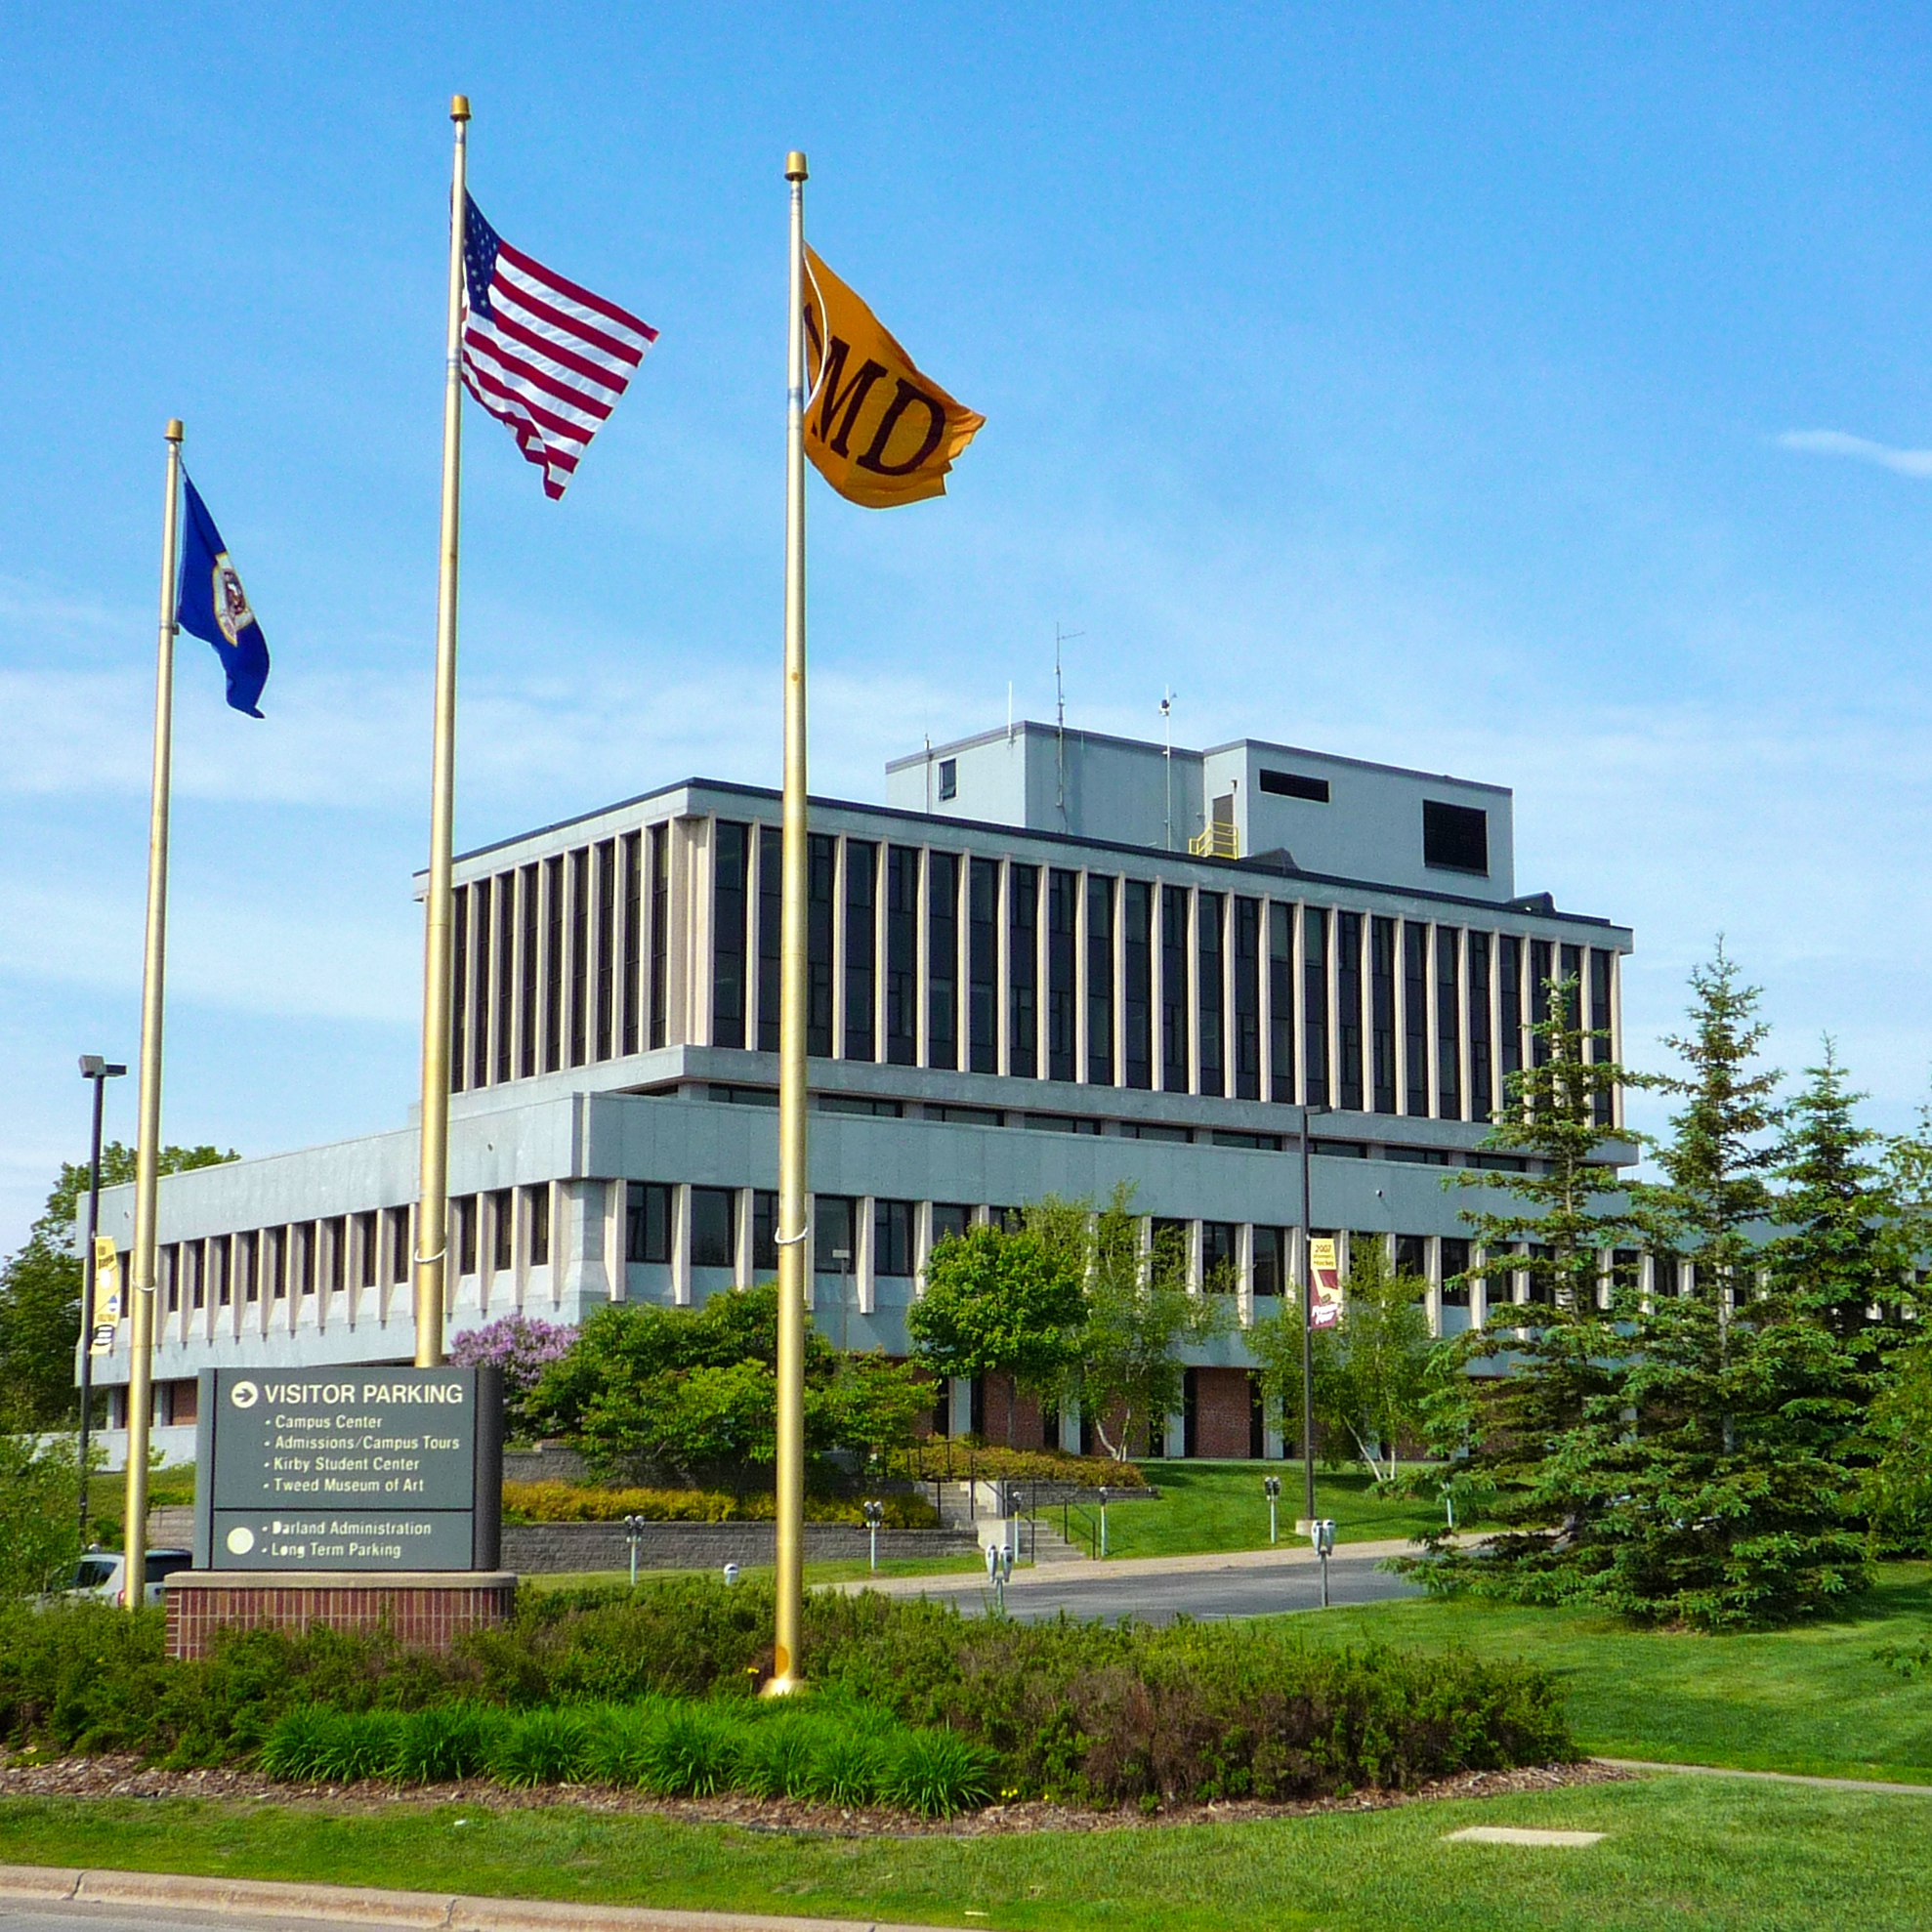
{"left": 756, "top": 826, "right": 782, "bottom": 1055}
{"left": 938, "top": 757, "right": 957, "bottom": 801}
{"left": 1008, "top": 862, "right": 1038, "bottom": 1077}
{"left": 326, "top": 1221, "right": 349, "bottom": 1295}
{"left": 1404, "top": 923, "right": 1429, "bottom": 1115}
{"left": 1201, "top": 1220, "right": 1238, "bottom": 1287}
{"left": 752, "top": 1191, "right": 779, "bottom": 1272}
{"left": 930, "top": 1202, "right": 972, "bottom": 1247}
{"left": 920, "top": 849, "right": 959, "bottom": 1071}
{"left": 1123, "top": 881, "right": 1153, "bottom": 1090}
{"left": 526, "top": 1187, "right": 549, "bottom": 1268}
{"left": 469, "top": 878, "right": 492, "bottom": 1089}
{"left": 1302, "top": 905, "right": 1329, "bottom": 1108}
{"left": 450, "top": 888, "right": 469, "bottom": 1094}
{"left": 1394, "top": 1234, "right": 1428, "bottom": 1279}
{"left": 649, "top": 827, "right": 669, "bottom": 1051}
{"left": 265, "top": 1227, "right": 285, "bottom": 1300}
{"left": 521, "top": 862, "right": 541, "bottom": 1077}
{"left": 1368, "top": 915, "right": 1396, "bottom": 1114}
{"left": 1232, "top": 897, "right": 1260, "bottom": 1102}
{"left": 816, "top": 1195, "right": 859, "bottom": 1271}
{"left": 1530, "top": 939, "right": 1553, "bottom": 1067}
{"left": 709, "top": 822, "right": 749, "bottom": 1050}
{"left": 1197, "top": 892, "right": 1225, "bottom": 1098}
{"left": 620, "top": 836, "right": 641, "bottom": 1059}
{"left": 357, "top": 1211, "right": 377, "bottom": 1290}
{"left": 296, "top": 1224, "right": 317, "bottom": 1296}
{"left": 1047, "top": 868, "right": 1078, "bottom": 1082}
{"left": 1253, "top": 1226, "right": 1287, "bottom": 1297}
{"left": 1161, "top": 884, "right": 1191, "bottom": 1092}
{"left": 491, "top": 1190, "right": 514, "bottom": 1274}
{"left": 1086, "top": 874, "right": 1115, "bottom": 1086}
{"left": 185, "top": 1242, "right": 203, "bottom": 1311}
{"left": 1258, "top": 768, "right": 1329, "bottom": 803}
{"left": 844, "top": 840, "right": 877, "bottom": 1061}
{"left": 1268, "top": 903, "right": 1295, "bottom": 1103}
{"left": 595, "top": 841, "right": 617, "bottom": 1061}
{"left": 1437, "top": 927, "right": 1462, "bottom": 1119}
{"left": 807, "top": 832, "right": 836, "bottom": 1058}
{"left": 1561, "top": 944, "right": 1583, "bottom": 1030}
{"left": 626, "top": 1183, "right": 671, "bottom": 1266}
{"left": 544, "top": 853, "right": 566, "bottom": 1071}
{"left": 1590, "top": 949, "right": 1616, "bottom": 1127}
{"left": 968, "top": 857, "right": 999, "bottom": 1073}
{"left": 491, "top": 875, "right": 514, "bottom": 1084}
{"left": 1151, "top": 1217, "right": 1191, "bottom": 1281}
{"left": 454, "top": 1199, "right": 477, "bottom": 1279}
{"left": 1441, "top": 1237, "right": 1472, "bottom": 1306}
{"left": 1423, "top": 799, "right": 1489, "bottom": 875}
{"left": 386, "top": 1212, "right": 408, "bottom": 1288}
{"left": 1336, "top": 910, "right": 1365, "bottom": 1112}
{"left": 1498, "top": 934, "right": 1523, "bottom": 1095}
{"left": 691, "top": 1187, "right": 736, "bottom": 1270}
{"left": 236, "top": 1230, "right": 258, "bottom": 1303}
{"left": 885, "top": 846, "right": 918, "bottom": 1067}
{"left": 567, "top": 847, "right": 590, "bottom": 1068}
{"left": 1468, "top": 931, "right": 1492, "bottom": 1122}
{"left": 874, "top": 1198, "right": 915, "bottom": 1277}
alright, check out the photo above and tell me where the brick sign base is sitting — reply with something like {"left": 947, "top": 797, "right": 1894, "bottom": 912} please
{"left": 165, "top": 1570, "right": 517, "bottom": 1660}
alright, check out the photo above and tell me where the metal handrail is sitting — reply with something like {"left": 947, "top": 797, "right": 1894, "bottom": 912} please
{"left": 1189, "top": 820, "right": 1239, "bottom": 859}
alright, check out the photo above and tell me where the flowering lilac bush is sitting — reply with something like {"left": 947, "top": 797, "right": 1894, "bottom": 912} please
{"left": 449, "top": 1315, "right": 577, "bottom": 1439}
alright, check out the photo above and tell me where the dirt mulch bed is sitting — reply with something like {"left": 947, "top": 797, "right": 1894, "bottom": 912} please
{"left": 0, "top": 1752, "right": 1627, "bottom": 1838}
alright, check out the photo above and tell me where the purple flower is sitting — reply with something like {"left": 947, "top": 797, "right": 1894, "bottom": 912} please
{"left": 448, "top": 1314, "right": 577, "bottom": 1394}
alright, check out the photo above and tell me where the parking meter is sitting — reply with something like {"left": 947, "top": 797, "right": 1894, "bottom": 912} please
{"left": 861, "top": 1499, "right": 885, "bottom": 1574}
{"left": 1310, "top": 1517, "right": 1335, "bottom": 1608}
{"left": 1263, "top": 1475, "right": 1281, "bottom": 1545}
{"left": 624, "top": 1513, "right": 645, "bottom": 1587}
{"left": 1096, "top": 1485, "right": 1110, "bottom": 1559}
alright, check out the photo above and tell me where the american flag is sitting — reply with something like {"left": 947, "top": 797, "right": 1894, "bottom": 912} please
{"left": 461, "top": 193, "right": 656, "bottom": 500}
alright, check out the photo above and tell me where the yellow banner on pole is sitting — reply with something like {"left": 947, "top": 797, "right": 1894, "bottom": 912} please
{"left": 802, "top": 246, "right": 984, "bottom": 508}
{"left": 90, "top": 1236, "right": 121, "bottom": 1355}
{"left": 1309, "top": 1236, "right": 1343, "bottom": 1331}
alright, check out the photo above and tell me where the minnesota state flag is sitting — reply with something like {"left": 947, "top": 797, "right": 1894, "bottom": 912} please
{"left": 177, "top": 474, "right": 270, "bottom": 718}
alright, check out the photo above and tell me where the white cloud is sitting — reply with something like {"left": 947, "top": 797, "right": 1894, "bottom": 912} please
{"left": 1776, "top": 430, "right": 1932, "bottom": 480}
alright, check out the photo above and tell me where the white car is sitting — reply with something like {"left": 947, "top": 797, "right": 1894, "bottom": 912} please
{"left": 65, "top": 1547, "right": 193, "bottom": 1608}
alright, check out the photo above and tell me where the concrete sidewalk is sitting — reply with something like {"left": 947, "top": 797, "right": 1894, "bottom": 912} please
{"left": 827, "top": 1534, "right": 1425, "bottom": 1597}
{"left": 0, "top": 1865, "right": 920, "bottom": 1932}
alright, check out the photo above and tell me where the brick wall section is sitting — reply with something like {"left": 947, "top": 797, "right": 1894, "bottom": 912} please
{"left": 979, "top": 1375, "right": 1051, "bottom": 1449}
{"left": 166, "top": 1574, "right": 516, "bottom": 1660}
{"left": 1192, "top": 1367, "right": 1256, "bottom": 1459}
{"left": 501, "top": 1522, "right": 979, "bottom": 1572}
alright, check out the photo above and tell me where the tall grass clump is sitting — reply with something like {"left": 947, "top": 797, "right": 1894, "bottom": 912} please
{"left": 882, "top": 1728, "right": 996, "bottom": 1818}
{"left": 634, "top": 1699, "right": 743, "bottom": 1795}
{"left": 392, "top": 1701, "right": 494, "bottom": 1784}
{"left": 490, "top": 1706, "right": 593, "bottom": 1787}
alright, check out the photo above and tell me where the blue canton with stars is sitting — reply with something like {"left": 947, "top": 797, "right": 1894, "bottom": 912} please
{"left": 463, "top": 193, "right": 500, "bottom": 318}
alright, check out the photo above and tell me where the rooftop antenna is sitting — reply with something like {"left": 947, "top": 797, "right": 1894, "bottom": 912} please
{"left": 1160, "top": 689, "right": 1175, "bottom": 851}
{"left": 1054, "top": 622, "right": 1083, "bottom": 824}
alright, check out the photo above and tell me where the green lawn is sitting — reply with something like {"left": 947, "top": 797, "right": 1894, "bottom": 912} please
{"left": 1286, "top": 1563, "right": 1932, "bottom": 1785}
{"left": 2, "top": 1778, "right": 1929, "bottom": 1931}
{"left": 1090, "top": 1459, "right": 1444, "bottom": 1558}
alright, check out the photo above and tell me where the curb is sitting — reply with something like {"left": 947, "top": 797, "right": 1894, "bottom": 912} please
{"left": 0, "top": 1865, "right": 924, "bottom": 1932}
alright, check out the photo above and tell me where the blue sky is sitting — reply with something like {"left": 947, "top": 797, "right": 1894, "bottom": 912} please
{"left": 5, "top": 5, "right": 1932, "bottom": 1250}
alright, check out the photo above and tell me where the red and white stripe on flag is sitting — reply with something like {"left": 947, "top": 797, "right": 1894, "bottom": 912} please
{"left": 460, "top": 195, "right": 656, "bottom": 500}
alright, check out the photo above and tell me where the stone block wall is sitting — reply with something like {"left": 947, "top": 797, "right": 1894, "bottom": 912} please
{"left": 500, "top": 1520, "right": 978, "bottom": 1573}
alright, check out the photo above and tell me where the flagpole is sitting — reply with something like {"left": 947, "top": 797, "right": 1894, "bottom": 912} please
{"left": 767, "top": 147, "right": 811, "bottom": 1697}
{"left": 123, "top": 417, "right": 185, "bottom": 1608}
{"left": 414, "top": 93, "right": 470, "bottom": 1370}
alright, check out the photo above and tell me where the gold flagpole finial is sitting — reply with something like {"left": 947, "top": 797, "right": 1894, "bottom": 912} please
{"left": 785, "top": 150, "right": 808, "bottom": 181}
{"left": 164, "top": 419, "right": 184, "bottom": 443}
{"left": 450, "top": 94, "right": 471, "bottom": 122}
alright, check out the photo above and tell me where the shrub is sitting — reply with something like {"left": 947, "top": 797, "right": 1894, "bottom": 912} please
{"left": 491, "top": 1706, "right": 593, "bottom": 1787}
{"left": 392, "top": 1701, "right": 494, "bottom": 1783}
{"left": 731, "top": 1710, "right": 818, "bottom": 1798}
{"left": 883, "top": 1728, "right": 997, "bottom": 1817}
{"left": 801, "top": 1722, "right": 887, "bottom": 1806}
{"left": 257, "top": 1707, "right": 400, "bottom": 1784}
{"left": 256, "top": 1705, "right": 335, "bottom": 1782}
{"left": 635, "top": 1700, "right": 741, "bottom": 1795}
{"left": 500, "top": 1482, "right": 937, "bottom": 1528}
{"left": 900, "top": 1443, "right": 1148, "bottom": 1489}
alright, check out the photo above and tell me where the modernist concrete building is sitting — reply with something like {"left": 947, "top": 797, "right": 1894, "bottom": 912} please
{"left": 85, "top": 721, "right": 1634, "bottom": 1466}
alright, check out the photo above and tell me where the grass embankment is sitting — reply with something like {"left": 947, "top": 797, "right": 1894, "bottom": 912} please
{"left": 1093, "top": 1460, "right": 1444, "bottom": 1558}
{"left": 2, "top": 1779, "right": 1930, "bottom": 1931}
{"left": 1289, "top": 1563, "right": 1932, "bottom": 1785}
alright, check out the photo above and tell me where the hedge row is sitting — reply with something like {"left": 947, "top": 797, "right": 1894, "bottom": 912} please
{"left": 500, "top": 1483, "right": 938, "bottom": 1528}
{"left": 0, "top": 1578, "right": 1573, "bottom": 1808}
{"left": 900, "top": 1444, "right": 1149, "bottom": 1489}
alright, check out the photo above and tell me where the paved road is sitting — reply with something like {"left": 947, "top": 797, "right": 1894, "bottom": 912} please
{"left": 885, "top": 1546, "right": 1420, "bottom": 1623}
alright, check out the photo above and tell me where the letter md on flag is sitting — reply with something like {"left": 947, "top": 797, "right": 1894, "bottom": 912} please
{"left": 802, "top": 246, "right": 984, "bottom": 508}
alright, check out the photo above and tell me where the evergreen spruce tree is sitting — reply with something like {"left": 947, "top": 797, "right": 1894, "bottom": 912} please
{"left": 1408, "top": 971, "right": 1644, "bottom": 1600}
{"left": 1611, "top": 949, "right": 1867, "bottom": 1628}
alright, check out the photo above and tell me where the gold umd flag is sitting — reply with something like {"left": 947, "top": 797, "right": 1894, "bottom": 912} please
{"left": 89, "top": 1235, "right": 121, "bottom": 1356}
{"left": 803, "top": 246, "right": 984, "bottom": 508}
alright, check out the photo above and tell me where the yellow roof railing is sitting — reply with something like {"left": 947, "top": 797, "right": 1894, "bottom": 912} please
{"left": 1189, "top": 820, "right": 1239, "bottom": 860}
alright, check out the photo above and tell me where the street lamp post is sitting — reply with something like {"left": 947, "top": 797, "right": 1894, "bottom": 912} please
{"left": 1298, "top": 1103, "right": 1329, "bottom": 1527}
{"left": 76, "top": 1055, "right": 127, "bottom": 1546}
